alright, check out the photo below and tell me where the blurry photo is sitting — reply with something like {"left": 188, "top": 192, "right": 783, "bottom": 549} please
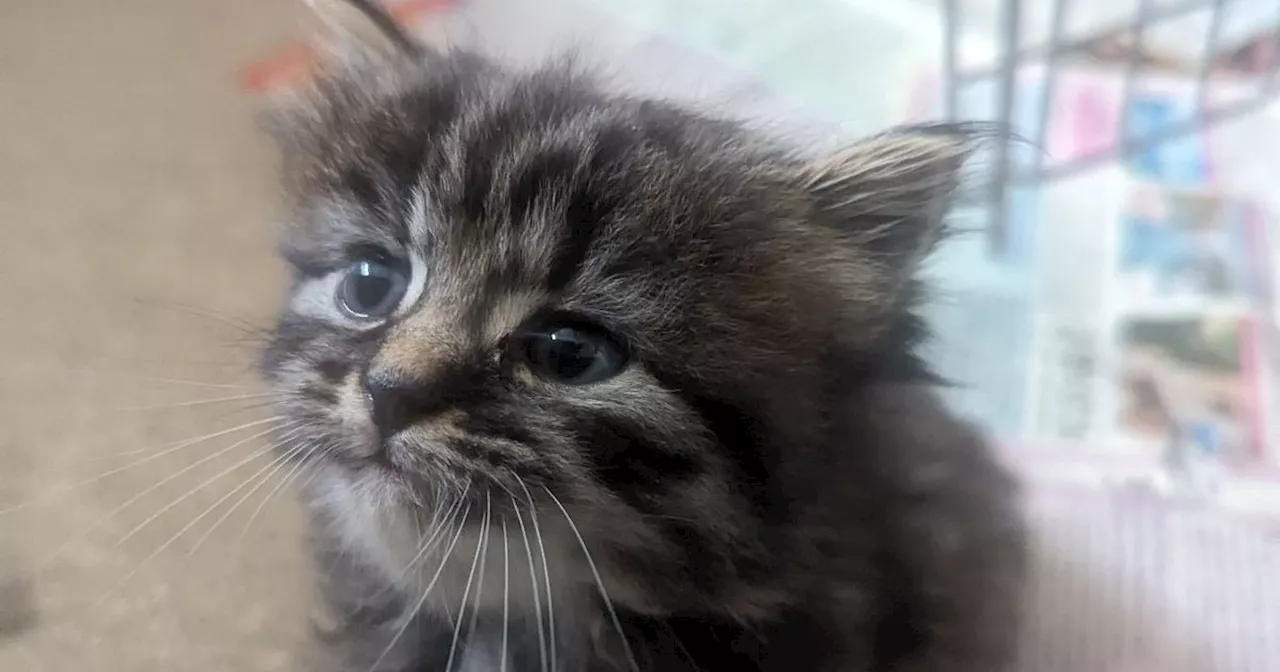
{"left": 1119, "top": 184, "right": 1255, "bottom": 300}
{"left": 1117, "top": 316, "right": 1251, "bottom": 467}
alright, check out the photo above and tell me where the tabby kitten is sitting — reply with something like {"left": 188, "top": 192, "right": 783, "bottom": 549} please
{"left": 260, "top": 3, "right": 1027, "bottom": 671}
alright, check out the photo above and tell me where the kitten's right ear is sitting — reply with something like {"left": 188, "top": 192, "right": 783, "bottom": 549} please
{"left": 798, "top": 124, "right": 983, "bottom": 269}
{"left": 305, "top": 0, "right": 433, "bottom": 65}
{"left": 793, "top": 124, "right": 1000, "bottom": 341}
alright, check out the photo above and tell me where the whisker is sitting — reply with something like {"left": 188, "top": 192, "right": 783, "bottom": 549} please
{"left": 186, "top": 434, "right": 315, "bottom": 555}
{"left": 282, "top": 442, "right": 335, "bottom": 498}
{"left": 334, "top": 488, "right": 470, "bottom": 623}
{"left": 286, "top": 439, "right": 338, "bottom": 491}
{"left": 224, "top": 442, "right": 339, "bottom": 582}
{"left": 35, "top": 422, "right": 301, "bottom": 571}
{"left": 510, "top": 495, "right": 548, "bottom": 672}
{"left": 229, "top": 435, "right": 330, "bottom": 548}
{"left": 113, "top": 437, "right": 281, "bottom": 548}
{"left": 425, "top": 487, "right": 451, "bottom": 532}
{"left": 100, "top": 371, "right": 254, "bottom": 390}
{"left": 500, "top": 514, "right": 510, "bottom": 672}
{"left": 0, "top": 415, "right": 285, "bottom": 515}
{"left": 128, "top": 296, "right": 272, "bottom": 340}
{"left": 367, "top": 501, "right": 473, "bottom": 672}
{"left": 464, "top": 493, "right": 492, "bottom": 666}
{"left": 90, "top": 442, "right": 302, "bottom": 608}
{"left": 516, "top": 476, "right": 556, "bottom": 672}
{"left": 86, "top": 351, "right": 258, "bottom": 373}
{"left": 372, "top": 489, "right": 470, "bottom": 593}
{"left": 446, "top": 492, "right": 490, "bottom": 672}
{"left": 121, "top": 393, "right": 275, "bottom": 412}
{"left": 543, "top": 485, "right": 637, "bottom": 672}
{"left": 79, "top": 411, "right": 262, "bottom": 463}
{"left": 666, "top": 621, "right": 704, "bottom": 671}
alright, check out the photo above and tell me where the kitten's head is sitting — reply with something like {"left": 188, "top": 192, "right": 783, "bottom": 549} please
{"left": 262, "top": 8, "right": 975, "bottom": 618}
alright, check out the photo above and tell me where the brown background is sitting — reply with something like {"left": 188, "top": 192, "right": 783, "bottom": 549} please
{"left": 1, "top": 1, "right": 317, "bottom": 669}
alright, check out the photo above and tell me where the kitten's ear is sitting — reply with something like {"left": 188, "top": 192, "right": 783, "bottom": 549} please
{"left": 264, "top": 0, "right": 434, "bottom": 151}
{"left": 799, "top": 124, "right": 983, "bottom": 271}
{"left": 305, "top": 0, "right": 432, "bottom": 65}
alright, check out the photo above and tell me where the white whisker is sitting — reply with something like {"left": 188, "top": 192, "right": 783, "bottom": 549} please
{"left": 114, "top": 434, "right": 282, "bottom": 547}
{"left": 342, "top": 487, "right": 471, "bottom": 621}
{"left": 91, "top": 441, "right": 305, "bottom": 607}
{"left": 36, "top": 422, "right": 301, "bottom": 570}
{"left": 385, "top": 489, "right": 470, "bottom": 584}
{"left": 425, "top": 486, "right": 450, "bottom": 532}
{"left": 367, "top": 501, "right": 473, "bottom": 672}
{"left": 103, "top": 372, "right": 253, "bottom": 390}
{"left": 225, "top": 440, "right": 337, "bottom": 574}
{"left": 230, "top": 434, "right": 329, "bottom": 547}
{"left": 666, "top": 621, "right": 703, "bottom": 671}
{"left": 543, "top": 485, "right": 637, "bottom": 672}
{"left": 500, "top": 514, "right": 510, "bottom": 672}
{"left": 0, "top": 415, "right": 284, "bottom": 516}
{"left": 122, "top": 392, "right": 274, "bottom": 412}
{"left": 446, "top": 492, "right": 489, "bottom": 672}
{"left": 464, "top": 493, "right": 491, "bottom": 665}
{"left": 187, "top": 432, "right": 315, "bottom": 555}
{"left": 129, "top": 297, "right": 271, "bottom": 339}
{"left": 84, "top": 412, "right": 278, "bottom": 464}
{"left": 516, "top": 476, "right": 556, "bottom": 672}
{"left": 286, "top": 442, "right": 337, "bottom": 496}
{"left": 510, "top": 495, "right": 548, "bottom": 672}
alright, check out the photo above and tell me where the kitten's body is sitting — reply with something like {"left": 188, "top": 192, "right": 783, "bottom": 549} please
{"left": 262, "top": 10, "right": 1026, "bottom": 671}
{"left": 302, "top": 383, "right": 1023, "bottom": 672}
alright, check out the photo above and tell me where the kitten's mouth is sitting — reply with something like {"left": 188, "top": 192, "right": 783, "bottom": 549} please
{"left": 328, "top": 411, "right": 402, "bottom": 471}
{"left": 351, "top": 437, "right": 416, "bottom": 482}
{"left": 360, "top": 433, "right": 403, "bottom": 471}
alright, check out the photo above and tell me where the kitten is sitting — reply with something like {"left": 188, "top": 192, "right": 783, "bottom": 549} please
{"left": 260, "top": 2, "right": 1027, "bottom": 670}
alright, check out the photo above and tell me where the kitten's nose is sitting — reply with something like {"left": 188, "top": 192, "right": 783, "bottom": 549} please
{"left": 363, "top": 368, "right": 439, "bottom": 436}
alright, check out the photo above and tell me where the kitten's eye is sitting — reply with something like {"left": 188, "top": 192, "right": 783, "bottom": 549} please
{"left": 336, "top": 257, "right": 408, "bottom": 320}
{"left": 514, "top": 321, "right": 627, "bottom": 385}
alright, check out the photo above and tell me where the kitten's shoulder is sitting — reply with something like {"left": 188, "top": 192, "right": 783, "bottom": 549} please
{"left": 858, "top": 384, "right": 1014, "bottom": 485}
{"left": 841, "top": 383, "right": 1028, "bottom": 671}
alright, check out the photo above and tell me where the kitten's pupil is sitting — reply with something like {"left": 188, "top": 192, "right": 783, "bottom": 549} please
{"left": 352, "top": 272, "right": 390, "bottom": 308}
{"left": 543, "top": 328, "right": 597, "bottom": 377}
{"left": 521, "top": 324, "right": 625, "bottom": 384}
{"left": 337, "top": 258, "right": 407, "bottom": 319}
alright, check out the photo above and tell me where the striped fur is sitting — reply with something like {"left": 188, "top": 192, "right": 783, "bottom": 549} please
{"left": 262, "top": 44, "right": 1026, "bottom": 672}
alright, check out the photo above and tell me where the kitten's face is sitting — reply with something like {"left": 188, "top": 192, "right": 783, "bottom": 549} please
{"left": 263, "top": 48, "right": 967, "bottom": 616}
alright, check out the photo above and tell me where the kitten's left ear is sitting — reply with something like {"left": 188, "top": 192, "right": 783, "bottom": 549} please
{"left": 305, "top": 0, "right": 433, "bottom": 64}
{"left": 798, "top": 124, "right": 981, "bottom": 272}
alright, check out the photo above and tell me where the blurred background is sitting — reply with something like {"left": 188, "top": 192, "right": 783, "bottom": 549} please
{"left": 2, "top": 0, "right": 1279, "bottom": 669}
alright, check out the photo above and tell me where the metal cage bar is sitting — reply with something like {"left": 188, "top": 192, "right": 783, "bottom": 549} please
{"left": 943, "top": 0, "right": 1280, "bottom": 254}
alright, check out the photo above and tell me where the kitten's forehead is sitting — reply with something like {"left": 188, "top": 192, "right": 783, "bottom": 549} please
{"left": 274, "top": 52, "right": 899, "bottom": 375}
{"left": 281, "top": 60, "right": 783, "bottom": 297}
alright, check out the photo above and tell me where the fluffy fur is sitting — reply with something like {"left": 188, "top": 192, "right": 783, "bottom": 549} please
{"left": 260, "top": 17, "right": 1027, "bottom": 672}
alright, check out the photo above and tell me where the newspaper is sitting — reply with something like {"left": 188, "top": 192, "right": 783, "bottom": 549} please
{"left": 911, "top": 63, "right": 1280, "bottom": 671}
{"left": 912, "top": 65, "right": 1280, "bottom": 517}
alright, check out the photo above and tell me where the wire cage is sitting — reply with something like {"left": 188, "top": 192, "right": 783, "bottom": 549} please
{"left": 941, "top": 0, "right": 1280, "bottom": 253}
